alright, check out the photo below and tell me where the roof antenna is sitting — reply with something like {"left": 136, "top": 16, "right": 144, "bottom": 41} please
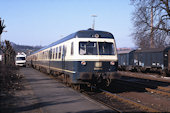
{"left": 91, "top": 15, "right": 97, "bottom": 30}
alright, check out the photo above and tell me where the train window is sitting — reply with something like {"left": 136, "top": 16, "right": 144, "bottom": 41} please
{"left": 45, "top": 51, "right": 47, "bottom": 59}
{"left": 46, "top": 51, "right": 47, "bottom": 59}
{"left": 62, "top": 45, "right": 67, "bottom": 57}
{"left": 49, "top": 49, "right": 52, "bottom": 59}
{"left": 56, "top": 47, "right": 58, "bottom": 59}
{"left": 47, "top": 50, "right": 50, "bottom": 59}
{"left": 39, "top": 53, "right": 41, "bottom": 59}
{"left": 71, "top": 42, "right": 74, "bottom": 55}
{"left": 51, "top": 50, "right": 53, "bottom": 59}
{"left": 79, "top": 42, "right": 97, "bottom": 55}
{"left": 52, "top": 48, "right": 55, "bottom": 59}
{"left": 59, "top": 46, "right": 62, "bottom": 59}
{"left": 43, "top": 52, "right": 44, "bottom": 59}
{"left": 99, "top": 42, "right": 115, "bottom": 55}
{"left": 46, "top": 51, "right": 48, "bottom": 59}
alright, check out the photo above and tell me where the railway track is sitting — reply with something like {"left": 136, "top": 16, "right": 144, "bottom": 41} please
{"left": 49, "top": 74, "right": 155, "bottom": 112}
{"left": 116, "top": 78, "right": 170, "bottom": 98}
{"left": 83, "top": 77, "right": 170, "bottom": 112}
{"left": 99, "top": 88, "right": 160, "bottom": 112}
{"left": 78, "top": 85, "right": 163, "bottom": 112}
{"left": 81, "top": 87, "right": 157, "bottom": 112}
{"left": 38, "top": 70, "right": 170, "bottom": 112}
{"left": 119, "top": 71, "right": 170, "bottom": 83}
{"left": 54, "top": 78, "right": 163, "bottom": 112}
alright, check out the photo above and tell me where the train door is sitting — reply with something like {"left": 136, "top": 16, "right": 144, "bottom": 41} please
{"left": 168, "top": 50, "right": 170, "bottom": 71}
{"left": 62, "top": 45, "right": 66, "bottom": 72}
{"left": 49, "top": 49, "right": 52, "bottom": 72}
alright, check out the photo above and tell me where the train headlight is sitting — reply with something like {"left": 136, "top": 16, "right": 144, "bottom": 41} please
{"left": 81, "top": 61, "right": 86, "bottom": 65}
{"left": 110, "top": 61, "right": 115, "bottom": 65}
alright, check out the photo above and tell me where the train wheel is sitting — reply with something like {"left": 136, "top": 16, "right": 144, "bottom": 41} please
{"left": 105, "top": 78, "right": 112, "bottom": 87}
{"left": 73, "top": 85, "right": 79, "bottom": 90}
{"left": 161, "top": 71, "right": 167, "bottom": 77}
{"left": 89, "top": 85, "right": 94, "bottom": 92}
{"left": 77, "top": 85, "right": 80, "bottom": 90}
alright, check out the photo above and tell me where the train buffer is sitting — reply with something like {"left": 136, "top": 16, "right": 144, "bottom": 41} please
{"left": 19, "top": 68, "right": 114, "bottom": 113}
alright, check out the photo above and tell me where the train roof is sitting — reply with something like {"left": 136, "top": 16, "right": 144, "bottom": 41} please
{"left": 135, "top": 48, "right": 165, "bottom": 53}
{"left": 117, "top": 49, "right": 133, "bottom": 54}
{"left": 31, "top": 29, "right": 114, "bottom": 55}
{"left": 117, "top": 47, "right": 170, "bottom": 55}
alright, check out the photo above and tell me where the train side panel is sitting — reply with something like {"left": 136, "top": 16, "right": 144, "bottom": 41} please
{"left": 163, "top": 47, "right": 170, "bottom": 76}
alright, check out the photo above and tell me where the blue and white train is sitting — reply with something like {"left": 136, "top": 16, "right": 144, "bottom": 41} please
{"left": 26, "top": 29, "right": 118, "bottom": 86}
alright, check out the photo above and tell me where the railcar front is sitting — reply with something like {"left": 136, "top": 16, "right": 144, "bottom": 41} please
{"left": 72, "top": 30, "right": 118, "bottom": 86}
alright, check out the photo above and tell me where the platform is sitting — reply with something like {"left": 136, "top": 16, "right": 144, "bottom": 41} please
{"left": 19, "top": 68, "right": 114, "bottom": 113}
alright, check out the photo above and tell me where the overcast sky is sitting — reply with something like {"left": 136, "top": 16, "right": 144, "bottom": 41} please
{"left": 0, "top": 0, "right": 135, "bottom": 48}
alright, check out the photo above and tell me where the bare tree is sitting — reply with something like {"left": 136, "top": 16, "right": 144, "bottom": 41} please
{"left": 0, "top": 18, "right": 6, "bottom": 35}
{"left": 0, "top": 18, "right": 15, "bottom": 65}
{"left": 1, "top": 40, "right": 16, "bottom": 65}
{"left": 131, "top": 0, "right": 170, "bottom": 48}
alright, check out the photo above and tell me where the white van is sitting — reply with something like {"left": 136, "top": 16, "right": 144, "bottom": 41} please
{"left": 0, "top": 55, "right": 2, "bottom": 61}
{"left": 15, "top": 52, "right": 26, "bottom": 67}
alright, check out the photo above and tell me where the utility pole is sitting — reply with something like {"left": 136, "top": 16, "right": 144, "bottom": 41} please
{"left": 150, "top": 6, "right": 154, "bottom": 48}
{"left": 91, "top": 15, "right": 97, "bottom": 30}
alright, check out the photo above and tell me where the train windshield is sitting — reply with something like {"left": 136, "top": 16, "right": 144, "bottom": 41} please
{"left": 79, "top": 42, "right": 115, "bottom": 55}
{"left": 79, "top": 42, "right": 97, "bottom": 55}
{"left": 99, "top": 42, "right": 115, "bottom": 55}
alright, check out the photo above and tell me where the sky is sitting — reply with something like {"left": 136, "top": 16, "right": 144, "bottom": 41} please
{"left": 0, "top": 0, "right": 135, "bottom": 48}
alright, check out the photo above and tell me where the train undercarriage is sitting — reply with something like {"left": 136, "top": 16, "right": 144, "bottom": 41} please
{"left": 29, "top": 64, "right": 118, "bottom": 89}
{"left": 118, "top": 65, "right": 170, "bottom": 77}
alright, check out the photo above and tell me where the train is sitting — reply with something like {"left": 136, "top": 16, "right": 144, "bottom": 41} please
{"left": 26, "top": 29, "right": 118, "bottom": 87}
{"left": 118, "top": 47, "right": 170, "bottom": 76}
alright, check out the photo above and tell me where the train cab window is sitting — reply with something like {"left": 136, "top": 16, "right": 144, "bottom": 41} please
{"left": 79, "top": 42, "right": 115, "bottom": 55}
{"left": 71, "top": 42, "right": 74, "bottom": 55}
{"left": 99, "top": 42, "right": 115, "bottom": 55}
{"left": 55, "top": 47, "right": 58, "bottom": 59}
{"left": 59, "top": 46, "right": 62, "bottom": 59}
{"left": 79, "top": 42, "right": 97, "bottom": 55}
